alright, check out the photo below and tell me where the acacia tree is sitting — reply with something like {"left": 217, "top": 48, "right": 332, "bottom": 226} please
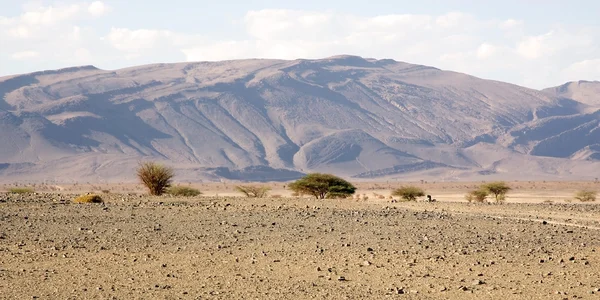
{"left": 482, "top": 181, "right": 511, "bottom": 202}
{"left": 288, "top": 173, "right": 356, "bottom": 199}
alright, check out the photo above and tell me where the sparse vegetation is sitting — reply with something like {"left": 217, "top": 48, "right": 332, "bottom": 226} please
{"left": 288, "top": 173, "right": 356, "bottom": 199}
{"left": 574, "top": 189, "right": 597, "bottom": 202}
{"left": 73, "top": 194, "right": 103, "bottom": 203}
{"left": 8, "top": 187, "right": 34, "bottom": 194}
{"left": 391, "top": 186, "right": 425, "bottom": 201}
{"left": 136, "top": 161, "right": 174, "bottom": 196}
{"left": 166, "top": 186, "right": 202, "bottom": 197}
{"left": 482, "top": 181, "right": 511, "bottom": 202}
{"left": 235, "top": 185, "right": 271, "bottom": 198}
{"left": 465, "top": 189, "right": 489, "bottom": 203}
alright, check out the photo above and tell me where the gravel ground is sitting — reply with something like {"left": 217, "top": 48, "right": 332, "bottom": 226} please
{"left": 1, "top": 193, "right": 599, "bottom": 299}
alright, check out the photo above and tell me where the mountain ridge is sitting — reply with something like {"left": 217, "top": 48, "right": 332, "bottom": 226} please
{"left": 1, "top": 55, "right": 598, "bottom": 183}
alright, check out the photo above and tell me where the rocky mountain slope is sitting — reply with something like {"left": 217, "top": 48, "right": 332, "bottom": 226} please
{"left": 0, "top": 56, "right": 598, "bottom": 182}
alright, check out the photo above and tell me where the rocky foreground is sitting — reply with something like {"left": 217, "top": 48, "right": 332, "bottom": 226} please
{"left": 1, "top": 193, "right": 599, "bottom": 299}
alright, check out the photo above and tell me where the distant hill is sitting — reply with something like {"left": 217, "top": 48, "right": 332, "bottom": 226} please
{"left": 1, "top": 55, "right": 599, "bottom": 183}
{"left": 543, "top": 80, "right": 600, "bottom": 107}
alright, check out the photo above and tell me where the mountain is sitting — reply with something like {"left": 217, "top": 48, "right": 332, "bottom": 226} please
{"left": 1, "top": 55, "right": 599, "bottom": 183}
{"left": 543, "top": 80, "right": 600, "bottom": 108}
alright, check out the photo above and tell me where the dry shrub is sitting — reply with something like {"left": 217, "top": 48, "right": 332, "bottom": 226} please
{"left": 235, "top": 185, "right": 271, "bottom": 198}
{"left": 574, "top": 190, "right": 597, "bottom": 202}
{"left": 167, "top": 186, "right": 202, "bottom": 197}
{"left": 136, "top": 161, "right": 174, "bottom": 196}
{"left": 74, "top": 194, "right": 103, "bottom": 204}
{"left": 9, "top": 187, "right": 34, "bottom": 194}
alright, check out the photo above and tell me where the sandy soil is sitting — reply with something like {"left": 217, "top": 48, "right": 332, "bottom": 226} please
{"left": 1, "top": 190, "right": 599, "bottom": 299}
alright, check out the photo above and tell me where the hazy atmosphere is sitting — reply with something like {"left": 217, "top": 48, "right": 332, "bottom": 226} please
{"left": 1, "top": 0, "right": 600, "bottom": 88}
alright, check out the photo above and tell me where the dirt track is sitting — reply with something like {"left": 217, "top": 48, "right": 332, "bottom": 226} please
{"left": 1, "top": 193, "right": 599, "bottom": 299}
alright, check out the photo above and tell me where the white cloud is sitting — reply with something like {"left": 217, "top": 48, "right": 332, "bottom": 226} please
{"left": 476, "top": 43, "right": 497, "bottom": 59}
{"left": 74, "top": 47, "right": 92, "bottom": 62}
{"left": 107, "top": 28, "right": 175, "bottom": 52}
{"left": 562, "top": 59, "right": 600, "bottom": 82}
{"left": 500, "top": 19, "right": 524, "bottom": 29}
{"left": 0, "top": 2, "right": 110, "bottom": 39}
{"left": 517, "top": 32, "right": 552, "bottom": 59}
{"left": 1, "top": 6, "right": 599, "bottom": 88}
{"left": 11, "top": 50, "right": 39, "bottom": 60}
{"left": 20, "top": 4, "right": 81, "bottom": 26}
{"left": 88, "top": 1, "right": 108, "bottom": 17}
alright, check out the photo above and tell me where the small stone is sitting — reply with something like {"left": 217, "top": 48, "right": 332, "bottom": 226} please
{"left": 367, "top": 247, "right": 374, "bottom": 252}
{"left": 472, "top": 279, "right": 485, "bottom": 285}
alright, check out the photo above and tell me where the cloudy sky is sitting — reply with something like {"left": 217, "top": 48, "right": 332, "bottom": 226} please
{"left": 1, "top": 0, "right": 599, "bottom": 89}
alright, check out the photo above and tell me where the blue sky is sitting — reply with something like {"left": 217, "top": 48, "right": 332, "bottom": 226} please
{"left": 1, "top": 0, "right": 599, "bottom": 88}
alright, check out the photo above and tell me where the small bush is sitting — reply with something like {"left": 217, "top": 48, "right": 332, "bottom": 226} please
{"left": 391, "top": 186, "right": 425, "bottom": 201}
{"left": 8, "top": 187, "right": 35, "bottom": 194}
{"left": 235, "top": 185, "right": 271, "bottom": 198}
{"left": 166, "top": 186, "right": 202, "bottom": 197}
{"left": 465, "top": 189, "right": 489, "bottom": 203}
{"left": 136, "top": 161, "right": 174, "bottom": 196}
{"left": 74, "top": 194, "right": 103, "bottom": 203}
{"left": 574, "top": 190, "right": 597, "bottom": 202}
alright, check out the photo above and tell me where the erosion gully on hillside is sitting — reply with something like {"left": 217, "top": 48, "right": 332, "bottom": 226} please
{"left": 1, "top": 194, "right": 599, "bottom": 299}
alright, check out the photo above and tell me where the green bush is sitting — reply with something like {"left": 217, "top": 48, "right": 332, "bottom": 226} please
{"left": 166, "top": 186, "right": 202, "bottom": 197}
{"left": 136, "top": 161, "right": 174, "bottom": 196}
{"left": 288, "top": 173, "right": 356, "bottom": 199}
{"left": 8, "top": 187, "right": 35, "bottom": 194}
{"left": 74, "top": 194, "right": 103, "bottom": 203}
{"left": 465, "top": 189, "right": 489, "bottom": 203}
{"left": 235, "top": 185, "right": 271, "bottom": 198}
{"left": 574, "top": 190, "right": 597, "bottom": 202}
{"left": 391, "top": 186, "right": 425, "bottom": 201}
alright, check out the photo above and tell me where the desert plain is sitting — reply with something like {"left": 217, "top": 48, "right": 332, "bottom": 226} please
{"left": 1, "top": 180, "right": 599, "bottom": 299}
